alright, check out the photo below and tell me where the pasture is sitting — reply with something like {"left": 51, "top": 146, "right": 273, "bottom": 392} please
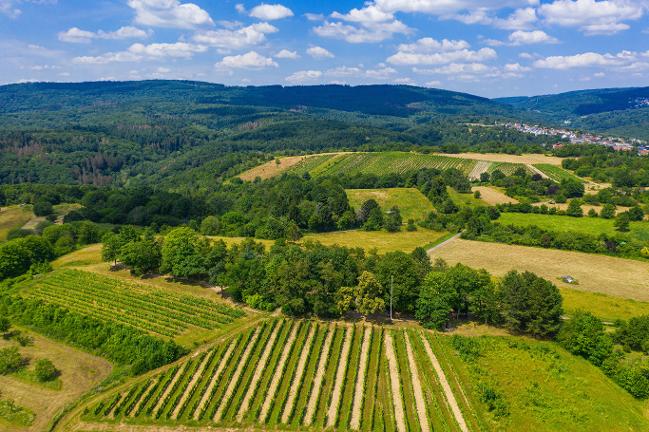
{"left": 302, "top": 229, "right": 451, "bottom": 254}
{"left": 0, "top": 328, "right": 111, "bottom": 432}
{"left": 17, "top": 269, "right": 245, "bottom": 341}
{"left": 436, "top": 335, "right": 649, "bottom": 431}
{"left": 345, "top": 188, "right": 434, "bottom": 222}
{"left": 497, "top": 212, "right": 649, "bottom": 241}
{"left": 430, "top": 238, "right": 649, "bottom": 318}
{"left": 83, "top": 320, "right": 474, "bottom": 432}
{"left": 0, "top": 206, "right": 33, "bottom": 241}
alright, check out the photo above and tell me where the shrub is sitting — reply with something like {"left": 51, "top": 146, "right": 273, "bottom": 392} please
{"left": 33, "top": 200, "right": 53, "bottom": 217}
{"left": 34, "top": 358, "right": 59, "bottom": 382}
{"left": 0, "top": 347, "right": 24, "bottom": 374}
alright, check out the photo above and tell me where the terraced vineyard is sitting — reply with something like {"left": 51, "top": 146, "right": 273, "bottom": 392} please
{"left": 19, "top": 269, "right": 245, "bottom": 338}
{"left": 85, "top": 319, "right": 475, "bottom": 431}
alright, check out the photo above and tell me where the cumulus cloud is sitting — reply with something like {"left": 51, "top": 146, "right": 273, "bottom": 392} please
{"left": 275, "top": 49, "right": 299, "bottom": 59}
{"left": 73, "top": 51, "right": 142, "bottom": 65}
{"left": 539, "top": 0, "right": 646, "bottom": 35}
{"left": 193, "top": 23, "right": 277, "bottom": 51}
{"left": 314, "top": 4, "right": 411, "bottom": 43}
{"left": 533, "top": 50, "right": 642, "bottom": 69}
{"left": 285, "top": 69, "right": 322, "bottom": 83}
{"left": 249, "top": 3, "right": 293, "bottom": 20}
{"left": 0, "top": 0, "right": 21, "bottom": 18}
{"left": 216, "top": 51, "right": 278, "bottom": 69}
{"left": 307, "top": 46, "right": 334, "bottom": 59}
{"left": 127, "top": 0, "right": 213, "bottom": 29}
{"left": 508, "top": 30, "right": 559, "bottom": 45}
{"left": 58, "top": 26, "right": 150, "bottom": 43}
{"left": 387, "top": 37, "right": 497, "bottom": 66}
{"left": 72, "top": 41, "right": 206, "bottom": 64}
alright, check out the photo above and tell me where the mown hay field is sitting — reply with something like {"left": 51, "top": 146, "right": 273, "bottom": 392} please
{"left": 472, "top": 186, "right": 518, "bottom": 205}
{"left": 436, "top": 152, "right": 564, "bottom": 166}
{"left": 0, "top": 328, "right": 112, "bottom": 432}
{"left": 0, "top": 205, "right": 33, "bottom": 241}
{"left": 346, "top": 188, "right": 435, "bottom": 222}
{"left": 302, "top": 229, "right": 451, "bottom": 254}
{"left": 430, "top": 238, "right": 649, "bottom": 320}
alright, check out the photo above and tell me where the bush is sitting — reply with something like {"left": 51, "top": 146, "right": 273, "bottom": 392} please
{"left": 558, "top": 311, "right": 613, "bottom": 366}
{"left": 33, "top": 201, "right": 53, "bottom": 217}
{"left": 0, "top": 347, "right": 24, "bottom": 374}
{"left": 34, "top": 358, "right": 59, "bottom": 382}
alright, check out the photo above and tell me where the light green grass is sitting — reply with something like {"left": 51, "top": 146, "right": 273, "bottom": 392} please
{"left": 346, "top": 188, "right": 435, "bottom": 222}
{"left": 0, "top": 398, "right": 35, "bottom": 427}
{"left": 302, "top": 228, "right": 450, "bottom": 254}
{"left": 498, "top": 212, "right": 649, "bottom": 241}
{"left": 561, "top": 288, "right": 649, "bottom": 322}
{"left": 533, "top": 164, "right": 584, "bottom": 183}
{"left": 447, "top": 187, "right": 486, "bottom": 208}
{"left": 0, "top": 205, "right": 33, "bottom": 241}
{"left": 434, "top": 334, "right": 649, "bottom": 431}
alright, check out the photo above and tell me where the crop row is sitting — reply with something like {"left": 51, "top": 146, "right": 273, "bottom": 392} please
{"left": 24, "top": 269, "right": 243, "bottom": 337}
{"left": 86, "top": 323, "right": 471, "bottom": 431}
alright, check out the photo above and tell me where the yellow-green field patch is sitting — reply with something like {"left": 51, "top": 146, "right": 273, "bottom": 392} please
{"left": 0, "top": 206, "right": 34, "bottom": 241}
{"left": 302, "top": 228, "right": 450, "bottom": 254}
{"left": 345, "top": 188, "right": 435, "bottom": 222}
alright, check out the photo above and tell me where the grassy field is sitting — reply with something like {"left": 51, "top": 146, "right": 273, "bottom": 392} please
{"left": 0, "top": 206, "right": 33, "bottom": 241}
{"left": 17, "top": 269, "right": 245, "bottom": 342}
{"left": 472, "top": 186, "right": 518, "bottom": 205}
{"left": 239, "top": 155, "right": 323, "bottom": 181}
{"left": 82, "top": 320, "right": 473, "bottom": 432}
{"left": 447, "top": 187, "right": 486, "bottom": 208}
{"left": 433, "top": 334, "right": 649, "bottom": 431}
{"left": 498, "top": 212, "right": 649, "bottom": 241}
{"left": 0, "top": 328, "right": 112, "bottom": 432}
{"left": 430, "top": 238, "right": 649, "bottom": 319}
{"left": 345, "top": 188, "right": 434, "bottom": 222}
{"left": 302, "top": 228, "right": 451, "bottom": 254}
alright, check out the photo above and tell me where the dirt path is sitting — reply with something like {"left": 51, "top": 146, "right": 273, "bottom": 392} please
{"left": 258, "top": 322, "right": 299, "bottom": 423}
{"left": 303, "top": 324, "right": 335, "bottom": 426}
{"left": 193, "top": 340, "right": 237, "bottom": 420}
{"left": 384, "top": 332, "right": 406, "bottom": 432}
{"left": 420, "top": 334, "right": 469, "bottom": 432}
{"left": 280, "top": 323, "right": 317, "bottom": 424}
{"left": 172, "top": 351, "right": 214, "bottom": 419}
{"left": 404, "top": 333, "right": 430, "bottom": 432}
{"left": 427, "top": 233, "right": 461, "bottom": 253}
{"left": 152, "top": 362, "right": 187, "bottom": 417}
{"left": 130, "top": 379, "right": 158, "bottom": 418}
{"left": 236, "top": 322, "right": 282, "bottom": 421}
{"left": 326, "top": 325, "right": 354, "bottom": 428}
{"left": 350, "top": 325, "right": 372, "bottom": 430}
{"left": 213, "top": 327, "right": 262, "bottom": 422}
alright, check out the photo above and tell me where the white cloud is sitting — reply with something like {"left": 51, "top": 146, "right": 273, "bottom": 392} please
{"left": 365, "top": 66, "right": 397, "bottom": 79}
{"left": 307, "top": 46, "right": 334, "bottom": 59}
{"left": 454, "top": 6, "right": 538, "bottom": 30}
{"left": 534, "top": 51, "right": 624, "bottom": 69}
{"left": 508, "top": 30, "right": 559, "bottom": 45}
{"left": 326, "top": 66, "right": 363, "bottom": 77}
{"left": 305, "top": 12, "right": 325, "bottom": 21}
{"left": 539, "top": 0, "right": 646, "bottom": 35}
{"left": 314, "top": 4, "right": 411, "bottom": 43}
{"left": 127, "top": 0, "right": 213, "bottom": 29}
{"left": 0, "top": 0, "right": 20, "bottom": 18}
{"left": 58, "top": 26, "right": 150, "bottom": 43}
{"left": 415, "top": 63, "right": 491, "bottom": 75}
{"left": 193, "top": 22, "right": 278, "bottom": 51}
{"left": 249, "top": 3, "right": 293, "bottom": 20}
{"left": 73, "top": 51, "right": 142, "bottom": 65}
{"left": 275, "top": 49, "right": 299, "bottom": 59}
{"left": 216, "top": 51, "right": 278, "bottom": 69}
{"left": 285, "top": 69, "right": 322, "bottom": 83}
{"left": 387, "top": 37, "right": 497, "bottom": 66}
{"left": 235, "top": 3, "right": 246, "bottom": 13}
{"left": 129, "top": 42, "right": 206, "bottom": 58}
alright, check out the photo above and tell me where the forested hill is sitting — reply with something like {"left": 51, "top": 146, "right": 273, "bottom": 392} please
{"left": 0, "top": 80, "right": 506, "bottom": 117}
{"left": 0, "top": 80, "right": 551, "bottom": 187}
{"left": 496, "top": 86, "right": 649, "bottom": 140}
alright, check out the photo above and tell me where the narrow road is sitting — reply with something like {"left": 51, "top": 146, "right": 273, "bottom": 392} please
{"left": 427, "top": 233, "right": 461, "bottom": 254}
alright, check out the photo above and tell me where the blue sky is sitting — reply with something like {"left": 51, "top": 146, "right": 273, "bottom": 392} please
{"left": 1, "top": 0, "right": 649, "bottom": 97}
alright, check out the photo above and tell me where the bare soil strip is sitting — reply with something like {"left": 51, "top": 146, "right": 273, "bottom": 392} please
{"left": 172, "top": 351, "right": 214, "bottom": 419}
{"left": 193, "top": 340, "right": 237, "bottom": 420}
{"left": 258, "top": 322, "right": 299, "bottom": 423}
{"left": 213, "top": 326, "right": 263, "bottom": 422}
{"left": 129, "top": 379, "right": 158, "bottom": 418}
{"left": 326, "top": 325, "right": 354, "bottom": 428}
{"left": 350, "top": 325, "right": 372, "bottom": 430}
{"left": 109, "top": 392, "right": 129, "bottom": 419}
{"left": 281, "top": 323, "right": 317, "bottom": 424}
{"left": 303, "top": 325, "right": 335, "bottom": 426}
{"left": 404, "top": 333, "right": 431, "bottom": 432}
{"left": 236, "top": 322, "right": 283, "bottom": 421}
{"left": 152, "top": 363, "right": 187, "bottom": 418}
{"left": 468, "top": 160, "right": 491, "bottom": 180}
{"left": 420, "top": 334, "right": 469, "bottom": 432}
{"left": 384, "top": 332, "right": 407, "bottom": 432}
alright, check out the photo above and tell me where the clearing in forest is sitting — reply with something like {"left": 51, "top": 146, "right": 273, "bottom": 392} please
{"left": 345, "top": 188, "right": 435, "bottom": 222}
